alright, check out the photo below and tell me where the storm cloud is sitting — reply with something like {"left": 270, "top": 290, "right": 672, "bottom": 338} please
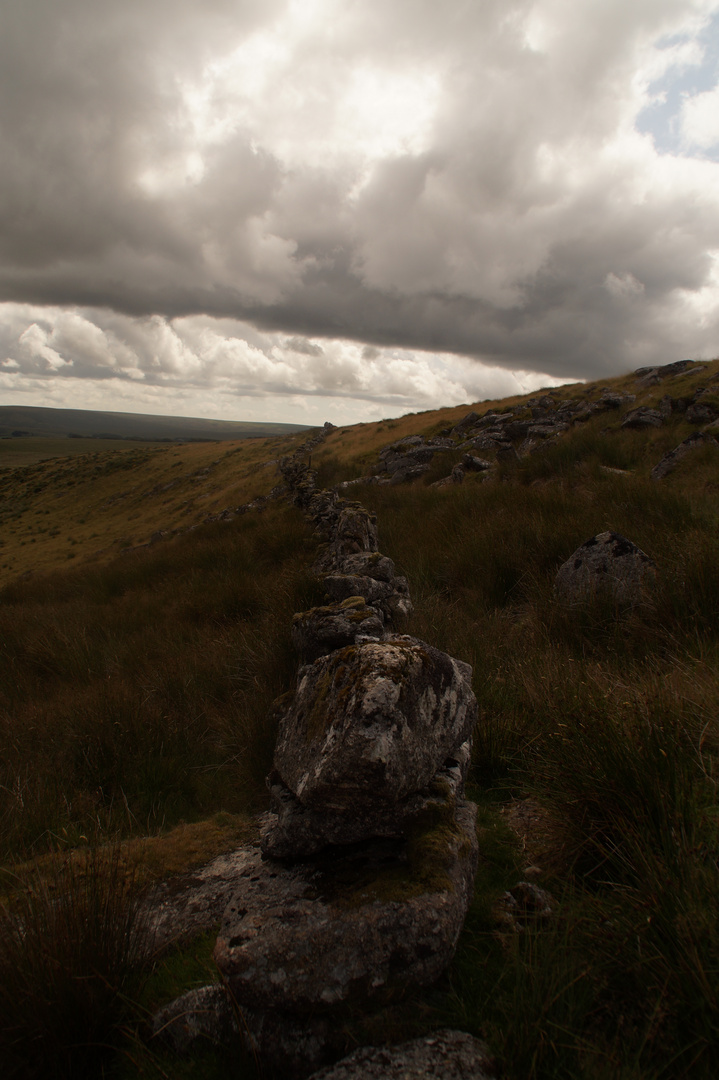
{"left": 1, "top": 0, "right": 718, "bottom": 422}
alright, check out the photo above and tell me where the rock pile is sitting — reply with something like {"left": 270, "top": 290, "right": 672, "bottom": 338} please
{"left": 192, "top": 436, "right": 481, "bottom": 1075}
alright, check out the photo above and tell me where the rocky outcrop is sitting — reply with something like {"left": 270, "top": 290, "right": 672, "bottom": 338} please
{"left": 308, "top": 1029, "right": 495, "bottom": 1080}
{"left": 555, "top": 531, "right": 656, "bottom": 606}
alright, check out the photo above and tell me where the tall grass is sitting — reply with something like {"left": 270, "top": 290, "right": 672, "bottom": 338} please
{"left": 0, "top": 846, "right": 151, "bottom": 1078}
{"left": 0, "top": 503, "right": 323, "bottom": 860}
{"left": 358, "top": 458, "right": 719, "bottom": 1075}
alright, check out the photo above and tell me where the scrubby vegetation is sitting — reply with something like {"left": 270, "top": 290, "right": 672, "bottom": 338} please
{"left": 1, "top": 362, "right": 719, "bottom": 1077}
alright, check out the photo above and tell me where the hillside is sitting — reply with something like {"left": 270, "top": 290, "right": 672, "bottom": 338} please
{"left": 1, "top": 357, "right": 719, "bottom": 1079}
{"left": 0, "top": 404, "right": 310, "bottom": 442}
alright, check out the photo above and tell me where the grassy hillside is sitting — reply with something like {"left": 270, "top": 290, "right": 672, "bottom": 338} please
{"left": 0, "top": 404, "right": 310, "bottom": 441}
{"left": 1, "top": 360, "right": 719, "bottom": 1078}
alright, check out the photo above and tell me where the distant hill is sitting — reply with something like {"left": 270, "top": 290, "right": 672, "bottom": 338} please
{"left": 0, "top": 405, "right": 310, "bottom": 442}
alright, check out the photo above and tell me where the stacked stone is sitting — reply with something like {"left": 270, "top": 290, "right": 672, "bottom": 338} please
{"left": 211, "top": 443, "right": 480, "bottom": 1075}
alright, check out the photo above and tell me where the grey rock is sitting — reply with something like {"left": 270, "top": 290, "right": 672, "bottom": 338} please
{"left": 308, "top": 1029, "right": 495, "bottom": 1080}
{"left": 495, "top": 445, "right": 519, "bottom": 464}
{"left": 335, "top": 506, "right": 379, "bottom": 554}
{"left": 323, "top": 573, "right": 394, "bottom": 606}
{"left": 339, "top": 552, "right": 396, "bottom": 582}
{"left": 555, "top": 531, "right": 656, "bottom": 605}
{"left": 450, "top": 464, "right": 465, "bottom": 483}
{"left": 635, "top": 359, "right": 702, "bottom": 382}
{"left": 504, "top": 420, "right": 532, "bottom": 440}
{"left": 152, "top": 985, "right": 239, "bottom": 1055}
{"left": 528, "top": 422, "right": 569, "bottom": 438}
{"left": 686, "top": 401, "right": 719, "bottom": 424}
{"left": 461, "top": 454, "right": 493, "bottom": 471}
{"left": 389, "top": 463, "right": 431, "bottom": 484}
{"left": 651, "top": 431, "right": 719, "bottom": 480}
{"left": 385, "top": 447, "right": 435, "bottom": 474}
{"left": 495, "top": 881, "right": 556, "bottom": 932}
{"left": 426, "top": 437, "right": 457, "bottom": 449}
{"left": 291, "top": 599, "right": 385, "bottom": 662}
{"left": 461, "top": 434, "right": 511, "bottom": 452}
{"left": 451, "top": 411, "right": 480, "bottom": 434}
{"left": 214, "top": 800, "right": 479, "bottom": 1012}
{"left": 621, "top": 407, "right": 664, "bottom": 429}
{"left": 261, "top": 742, "right": 471, "bottom": 858}
{"left": 272, "top": 636, "right": 477, "bottom": 814}
{"left": 377, "top": 575, "right": 414, "bottom": 623}
{"left": 379, "top": 435, "right": 424, "bottom": 459}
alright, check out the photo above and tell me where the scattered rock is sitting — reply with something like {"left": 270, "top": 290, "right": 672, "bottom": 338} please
{"left": 461, "top": 454, "right": 493, "bottom": 472}
{"left": 554, "top": 531, "right": 656, "bottom": 606}
{"left": 620, "top": 407, "right": 664, "bottom": 429}
{"left": 307, "top": 1029, "right": 495, "bottom": 1080}
{"left": 651, "top": 431, "right": 719, "bottom": 480}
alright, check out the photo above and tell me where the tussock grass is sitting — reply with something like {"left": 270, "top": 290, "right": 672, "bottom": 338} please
{"left": 0, "top": 845, "right": 151, "bottom": 1079}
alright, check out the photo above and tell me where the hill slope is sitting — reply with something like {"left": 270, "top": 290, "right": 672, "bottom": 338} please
{"left": 0, "top": 404, "right": 309, "bottom": 441}
{"left": 1, "top": 358, "right": 719, "bottom": 1079}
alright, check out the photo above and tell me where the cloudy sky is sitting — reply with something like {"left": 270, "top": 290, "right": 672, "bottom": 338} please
{"left": 1, "top": 0, "right": 718, "bottom": 426}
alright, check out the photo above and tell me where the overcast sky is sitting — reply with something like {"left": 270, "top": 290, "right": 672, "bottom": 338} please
{"left": 1, "top": 0, "right": 718, "bottom": 425}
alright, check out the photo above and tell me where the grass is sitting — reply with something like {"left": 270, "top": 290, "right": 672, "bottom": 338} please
{"left": 0, "top": 845, "right": 151, "bottom": 1079}
{"left": 0, "top": 502, "right": 323, "bottom": 861}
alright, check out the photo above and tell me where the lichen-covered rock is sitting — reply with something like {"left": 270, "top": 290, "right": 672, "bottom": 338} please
{"left": 291, "top": 598, "right": 384, "bottom": 662}
{"left": 214, "top": 800, "right": 479, "bottom": 1012}
{"left": 308, "top": 1029, "right": 495, "bottom": 1080}
{"left": 262, "top": 742, "right": 471, "bottom": 858}
{"left": 555, "top": 531, "right": 656, "bottom": 605}
{"left": 273, "top": 636, "right": 477, "bottom": 814}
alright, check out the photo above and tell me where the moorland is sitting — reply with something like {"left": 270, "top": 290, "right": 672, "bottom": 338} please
{"left": 1, "top": 359, "right": 719, "bottom": 1078}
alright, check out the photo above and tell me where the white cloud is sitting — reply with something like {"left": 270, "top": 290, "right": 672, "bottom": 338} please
{"left": 0, "top": 0, "right": 718, "bottom": 421}
{"left": 682, "top": 82, "right": 719, "bottom": 147}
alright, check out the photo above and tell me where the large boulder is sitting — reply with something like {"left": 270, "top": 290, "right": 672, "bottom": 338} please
{"left": 272, "top": 636, "right": 477, "bottom": 814}
{"left": 214, "top": 800, "right": 479, "bottom": 1012}
{"left": 555, "top": 531, "right": 656, "bottom": 605}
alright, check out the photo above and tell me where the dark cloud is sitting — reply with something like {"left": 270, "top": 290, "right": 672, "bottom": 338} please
{"left": 0, "top": 0, "right": 718, "bottom": 418}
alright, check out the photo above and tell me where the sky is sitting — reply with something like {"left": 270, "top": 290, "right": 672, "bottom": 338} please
{"left": 1, "top": 0, "right": 718, "bottom": 427}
